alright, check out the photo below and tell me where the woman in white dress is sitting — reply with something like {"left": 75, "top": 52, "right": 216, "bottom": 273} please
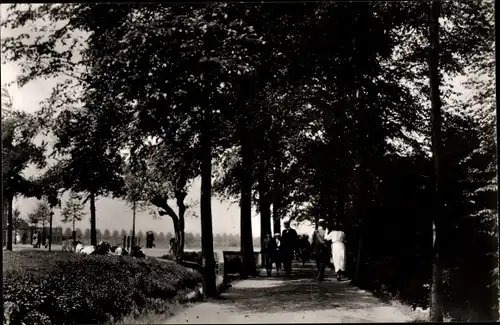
{"left": 325, "top": 223, "right": 347, "bottom": 281}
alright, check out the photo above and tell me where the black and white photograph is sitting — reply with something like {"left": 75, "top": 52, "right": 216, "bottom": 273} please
{"left": 1, "top": 1, "right": 498, "bottom": 324}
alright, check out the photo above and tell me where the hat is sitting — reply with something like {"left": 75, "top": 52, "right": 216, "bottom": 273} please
{"left": 318, "top": 218, "right": 326, "bottom": 223}
{"left": 274, "top": 233, "right": 280, "bottom": 237}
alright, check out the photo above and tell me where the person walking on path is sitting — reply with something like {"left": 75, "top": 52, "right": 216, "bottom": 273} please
{"left": 32, "top": 232, "right": 38, "bottom": 248}
{"left": 325, "top": 221, "right": 347, "bottom": 281}
{"left": 261, "top": 233, "right": 278, "bottom": 276}
{"left": 273, "top": 233, "right": 282, "bottom": 273}
{"left": 310, "top": 219, "right": 329, "bottom": 281}
{"left": 280, "top": 218, "right": 298, "bottom": 276}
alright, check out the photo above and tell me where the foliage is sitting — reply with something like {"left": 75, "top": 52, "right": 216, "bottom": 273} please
{"left": 3, "top": 250, "right": 202, "bottom": 325}
{"left": 12, "top": 206, "right": 24, "bottom": 230}
{"left": 27, "top": 201, "right": 52, "bottom": 228}
{"left": 2, "top": 89, "right": 47, "bottom": 199}
{"left": 60, "top": 191, "right": 86, "bottom": 227}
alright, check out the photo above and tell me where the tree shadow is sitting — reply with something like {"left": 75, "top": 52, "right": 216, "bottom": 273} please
{"left": 214, "top": 262, "right": 384, "bottom": 314}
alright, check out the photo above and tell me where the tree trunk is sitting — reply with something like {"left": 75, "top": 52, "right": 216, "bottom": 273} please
{"left": 200, "top": 117, "right": 217, "bottom": 298}
{"left": 6, "top": 193, "right": 13, "bottom": 251}
{"left": 89, "top": 191, "right": 97, "bottom": 246}
{"left": 428, "top": 0, "right": 444, "bottom": 321}
{"left": 175, "top": 190, "right": 187, "bottom": 261}
{"left": 272, "top": 156, "right": 282, "bottom": 235}
{"left": 132, "top": 200, "right": 136, "bottom": 246}
{"left": 353, "top": 166, "right": 369, "bottom": 284}
{"left": 48, "top": 211, "right": 53, "bottom": 252}
{"left": 240, "top": 118, "right": 257, "bottom": 279}
{"left": 154, "top": 195, "right": 186, "bottom": 261}
{"left": 258, "top": 159, "right": 272, "bottom": 248}
{"left": 2, "top": 200, "right": 7, "bottom": 247}
{"left": 495, "top": 3, "right": 500, "bottom": 321}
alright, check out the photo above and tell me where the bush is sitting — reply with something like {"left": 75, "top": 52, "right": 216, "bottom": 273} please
{"left": 3, "top": 251, "right": 202, "bottom": 325}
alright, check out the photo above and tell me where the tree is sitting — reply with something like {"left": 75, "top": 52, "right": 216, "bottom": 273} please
{"left": 427, "top": 2, "right": 444, "bottom": 320}
{"left": 111, "top": 230, "right": 120, "bottom": 243}
{"left": 61, "top": 191, "right": 86, "bottom": 237}
{"left": 28, "top": 201, "right": 51, "bottom": 240}
{"left": 2, "top": 88, "right": 47, "bottom": 250}
{"left": 121, "top": 146, "right": 197, "bottom": 261}
{"left": 12, "top": 206, "right": 22, "bottom": 244}
{"left": 2, "top": 5, "right": 126, "bottom": 248}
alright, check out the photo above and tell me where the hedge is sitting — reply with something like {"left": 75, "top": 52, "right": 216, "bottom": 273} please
{"left": 3, "top": 251, "right": 202, "bottom": 325}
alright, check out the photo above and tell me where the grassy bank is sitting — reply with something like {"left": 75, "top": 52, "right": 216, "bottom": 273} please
{"left": 3, "top": 250, "right": 202, "bottom": 325}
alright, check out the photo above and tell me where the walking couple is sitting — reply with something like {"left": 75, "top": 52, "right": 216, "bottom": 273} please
{"left": 310, "top": 219, "right": 347, "bottom": 282}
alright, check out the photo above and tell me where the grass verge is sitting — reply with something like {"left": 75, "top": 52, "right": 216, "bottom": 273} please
{"left": 3, "top": 250, "right": 202, "bottom": 325}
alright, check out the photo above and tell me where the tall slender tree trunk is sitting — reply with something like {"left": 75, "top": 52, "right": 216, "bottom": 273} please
{"left": 200, "top": 117, "right": 217, "bottom": 298}
{"left": 494, "top": 2, "right": 500, "bottom": 321}
{"left": 132, "top": 200, "right": 136, "bottom": 246}
{"left": 272, "top": 156, "right": 282, "bottom": 235}
{"left": 6, "top": 192, "right": 13, "bottom": 251}
{"left": 258, "top": 159, "right": 272, "bottom": 248}
{"left": 428, "top": 0, "right": 444, "bottom": 321}
{"left": 2, "top": 200, "right": 7, "bottom": 247}
{"left": 89, "top": 191, "right": 97, "bottom": 246}
{"left": 240, "top": 113, "right": 257, "bottom": 279}
{"left": 48, "top": 211, "right": 53, "bottom": 252}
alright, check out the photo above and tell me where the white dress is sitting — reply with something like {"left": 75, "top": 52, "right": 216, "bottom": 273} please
{"left": 325, "top": 230, "right": 346, "bottom": 272}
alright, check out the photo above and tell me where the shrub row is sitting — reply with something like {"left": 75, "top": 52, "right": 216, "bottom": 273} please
{"left": 3, "top": 251, "right": 202, "bottom": 325}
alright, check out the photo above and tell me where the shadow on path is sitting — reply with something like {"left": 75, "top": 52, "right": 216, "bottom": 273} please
{"left": 163, "top": 262, "right": 412, "bottom": 323}
{"left": 219, "top": 262, "right": 378, "bottom": 313}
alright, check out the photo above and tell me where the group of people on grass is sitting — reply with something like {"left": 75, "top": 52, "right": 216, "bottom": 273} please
{"left": 61, "top": 236, "right": 82, "bottom": 252}
{"left": 32, "top": 231, "right": 48, "bottom": 249}
{"left": 261, "top": 218, "right": 346, "bottom": 281}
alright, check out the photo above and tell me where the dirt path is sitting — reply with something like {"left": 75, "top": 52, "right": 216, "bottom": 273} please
{"left": 163, "top": 263, "right": 412, "bottom": 323}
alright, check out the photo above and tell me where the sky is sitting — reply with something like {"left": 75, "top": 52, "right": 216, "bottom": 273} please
{"left": 0, "top": 4, "right": 473, "bottom": 238}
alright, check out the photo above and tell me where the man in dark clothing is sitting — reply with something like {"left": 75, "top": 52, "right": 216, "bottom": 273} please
{"left": 146, "top": 231, "right": 152, "bottom": 248}
{"left": 280, "top": 218, "right": 298, "bottom": 276}
{"left": 310, "top": 219, "right": 329, "bottom": 281}
{"left": 150, "top": 231, "right": 155, "bottom": 248}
